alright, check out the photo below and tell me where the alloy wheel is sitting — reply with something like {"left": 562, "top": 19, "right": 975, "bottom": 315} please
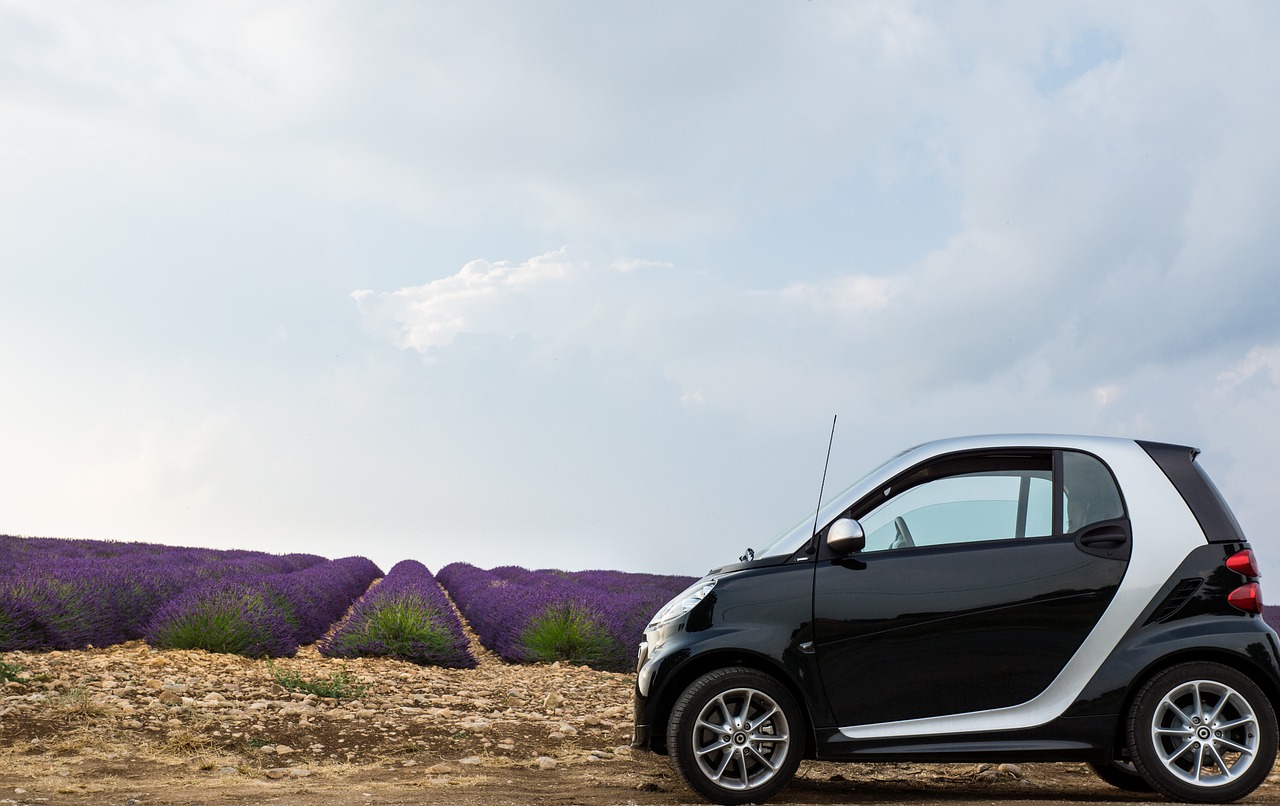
{"left": 691, "top": 686, "right": 791, "bottom": 791}
{"left": 1149, "top": 678, "right": 1259, "bottom": 786}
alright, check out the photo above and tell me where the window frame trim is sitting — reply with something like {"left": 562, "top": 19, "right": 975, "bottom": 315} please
{"left": 824, "top": 447, "right": 1130, "bottom": 556}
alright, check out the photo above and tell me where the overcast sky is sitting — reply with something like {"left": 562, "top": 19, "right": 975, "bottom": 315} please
{"left": 3, "top": 2, "right": 1279, "bottom": 579}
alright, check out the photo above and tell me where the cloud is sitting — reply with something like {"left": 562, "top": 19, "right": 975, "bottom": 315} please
{"left": 352, "top": 250, "right": 584, "bottom": 355}
{"left": 1219, "top": 345, "right": 1280, "bottom": 391}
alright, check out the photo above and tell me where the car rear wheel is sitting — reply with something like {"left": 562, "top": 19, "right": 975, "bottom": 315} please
{"left": 667, "top": 667, "right": 803, "bottom": 805}
{"left": 1127, "top": 661, "right": 1277, "bottom": 803}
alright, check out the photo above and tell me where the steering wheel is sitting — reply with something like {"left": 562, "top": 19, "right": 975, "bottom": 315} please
{"left": 891, "top": 516, "right": 915, "bottom": 549}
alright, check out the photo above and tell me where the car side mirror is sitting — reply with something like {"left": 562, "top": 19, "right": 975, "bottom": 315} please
{"left": 826, "top": 518, "right": 865, "bottom": 555}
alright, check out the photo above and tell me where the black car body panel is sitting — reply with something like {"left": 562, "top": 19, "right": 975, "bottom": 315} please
{"left": 813, "top": 534, "right": 1126, "bottom": 725}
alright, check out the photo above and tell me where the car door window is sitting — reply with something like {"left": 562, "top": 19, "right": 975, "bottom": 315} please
{"left": 1062, "top": 450, "right": 1125, "bottom": 533}
{"left": 860, "top": 469, "right": 1052, "bottom": 552}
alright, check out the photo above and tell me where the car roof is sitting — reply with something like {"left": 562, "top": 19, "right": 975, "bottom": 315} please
{"left": 809, "top": 434, "right": 1195, "bottom": 535}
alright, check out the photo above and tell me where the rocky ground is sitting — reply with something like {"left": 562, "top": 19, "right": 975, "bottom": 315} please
{"left": 4, "top": 633, "right": 1280, "bottom": 805}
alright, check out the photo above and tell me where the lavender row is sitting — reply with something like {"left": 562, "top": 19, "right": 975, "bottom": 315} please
{"left": 437, "top": 563, "right": 695, "bottom": 672}
{"left": 319, "top": 560, "right": 476, "bottom": 668}
{"left": 145, "top": 556, "right": 382, "bottom": 658}
{"left": 0, "top": 534, "right": 324, "bottom": 652}
{"left": 0, "top": 534, "right": 323, "bottom": 571}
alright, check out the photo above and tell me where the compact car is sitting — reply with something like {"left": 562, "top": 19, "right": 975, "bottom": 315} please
{"left": 633, "top": 435, "right": 1279, "bottom": 803}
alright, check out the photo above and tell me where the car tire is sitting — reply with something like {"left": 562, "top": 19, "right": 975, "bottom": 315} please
{"left": 1127, "top": 661, "right": 1277, "bottom": 803}
{"left": 1088, "top": 759, "right": 1154, "bottom": 791}
{"left": 667, "top": 667, "right": 803, "bottom": 805}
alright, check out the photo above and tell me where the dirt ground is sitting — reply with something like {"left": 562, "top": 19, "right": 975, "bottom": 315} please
{"left": 5, "top": 637, "right": 1280, "bottom": 805}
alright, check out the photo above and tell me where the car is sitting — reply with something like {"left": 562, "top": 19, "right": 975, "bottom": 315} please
{"left": 632, "top": 435, "right": 1280, "bottom": 804}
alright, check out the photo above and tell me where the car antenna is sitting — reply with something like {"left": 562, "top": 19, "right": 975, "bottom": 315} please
{"left": 810, "top": 414, "right": 838, "bottom": 544}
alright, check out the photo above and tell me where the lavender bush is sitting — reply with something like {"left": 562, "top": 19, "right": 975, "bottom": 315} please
{"left": 143, "top": 579, "right": 299, "bottom": 658}
{"left": 437, "top": 563, "right": 695, "bottom": 672}
{"left": 145, "top": 556, "right": 382, "bottom": 658}
{"left": 320, "top": 560, "right": 476, "bottom": 668}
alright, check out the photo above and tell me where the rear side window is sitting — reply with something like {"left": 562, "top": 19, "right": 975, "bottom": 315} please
{"left": 1061, "top": 451, "right": 1125, "bottom": 533}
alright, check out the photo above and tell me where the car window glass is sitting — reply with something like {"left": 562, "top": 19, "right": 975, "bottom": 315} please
{"left": 1062, "top": 451, "right": 1125, "bottom": 533}
{"left": 860, "top": 470, "right": 1052, "bottom": 552}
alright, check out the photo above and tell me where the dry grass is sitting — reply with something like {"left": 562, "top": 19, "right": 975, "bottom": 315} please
{"left": 52, "top": 688, "right": 115, "bottom": 721}
{"left": 165, "top": 727, "right": 217, "bottom": 757}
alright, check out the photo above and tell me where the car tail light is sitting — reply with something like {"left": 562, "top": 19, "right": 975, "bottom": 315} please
{"left": 1228, "top": 582, "right": 1263, "bottom": 614}
{"left": 1226, "top": 549, "right": 1260, "bottom": 578}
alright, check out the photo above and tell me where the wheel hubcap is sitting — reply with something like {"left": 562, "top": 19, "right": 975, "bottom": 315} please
{"left": 691, "top": 687, "right": 790, "bottom": 791}
{"left": 1151, "top": 679, "right": 1259, "bottom": 787}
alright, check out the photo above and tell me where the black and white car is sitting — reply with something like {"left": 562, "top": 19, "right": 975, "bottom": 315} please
{"left": 633, "top": 435, "right": 1280, "bottom": 804}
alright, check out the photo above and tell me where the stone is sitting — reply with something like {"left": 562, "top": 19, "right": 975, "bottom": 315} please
{"left": 158, "top": 690, "right": 182, "bottom": 705}
{"left": 288, "top": 768, "right": 311, "bottom": 778}
{"left": 264, "top": 768, "right": 289, "bottom": 779}
{"left": 542, "top": 692, "right": 565, "bottom": 711}
{"left": 425, "top": 762, "right": 460, "bottom": 774}
{"left": 536, "top": 756, "right": 558, "bottom": 770}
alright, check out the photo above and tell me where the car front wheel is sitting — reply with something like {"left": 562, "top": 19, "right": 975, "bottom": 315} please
{"left": 1127, "top": 661, "right": 1277, "bottom": 803}
{"left": 667, "top": 667, "right": 803, "bottom": 805}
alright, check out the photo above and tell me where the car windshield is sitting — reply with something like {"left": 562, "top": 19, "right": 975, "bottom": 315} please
{"left": 749, "top": 448, "right": 909, "bottom": 560}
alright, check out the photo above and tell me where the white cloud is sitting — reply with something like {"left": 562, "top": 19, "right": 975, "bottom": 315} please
{"left": 352, "top": 250, "right": 585, "bottom": 355}
{"left": 1219, "top": 345, "right": 1280, "bottom": 391}
{"left": 777, "top": 275, "right": 897, "bottom": 314}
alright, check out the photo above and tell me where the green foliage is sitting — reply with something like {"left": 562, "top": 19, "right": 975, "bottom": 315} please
{"left": 521, "top": 602, "right": 612, "bottom": 666}
{"left": 147, "top": 583, "right": 297, "bottom": 658}
{"left": 328, "top": 599, "right": 456, "bottom": 660}
{"left": 0, "top": 657, "right": 26, "bottom": 683}
{"left": 150, "top": 594, "right": 270, "bottom": 656}
{"left": 268, "top": 662, "right": 368, "bottom": 700}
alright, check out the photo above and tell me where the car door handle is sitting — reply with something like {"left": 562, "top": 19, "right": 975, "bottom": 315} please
{"left": 1076, "top": 524, "right": 1129, "bottom": 558}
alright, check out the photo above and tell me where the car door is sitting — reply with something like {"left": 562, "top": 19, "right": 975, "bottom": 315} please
{"left": 812, "top": 449, "right": 1130, "bottom": 727}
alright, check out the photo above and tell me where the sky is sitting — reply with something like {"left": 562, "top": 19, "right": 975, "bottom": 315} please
{"left": 2, "top": 1, "right": 1279, "bottom": 580}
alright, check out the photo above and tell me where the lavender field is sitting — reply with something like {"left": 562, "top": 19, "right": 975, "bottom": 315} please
{"left": 437, "top": 563, "right": 696, "bottom": 672}
{"left": 0, "top": 536, "right": 695, "bottom": 673}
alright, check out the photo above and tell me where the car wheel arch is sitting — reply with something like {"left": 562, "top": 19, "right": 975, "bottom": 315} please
{"left": 1117, "top": 647, "right": 1280, "bottom": 739}
{"left": 649, "top": 649, "right": 814, "bottom": 758}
